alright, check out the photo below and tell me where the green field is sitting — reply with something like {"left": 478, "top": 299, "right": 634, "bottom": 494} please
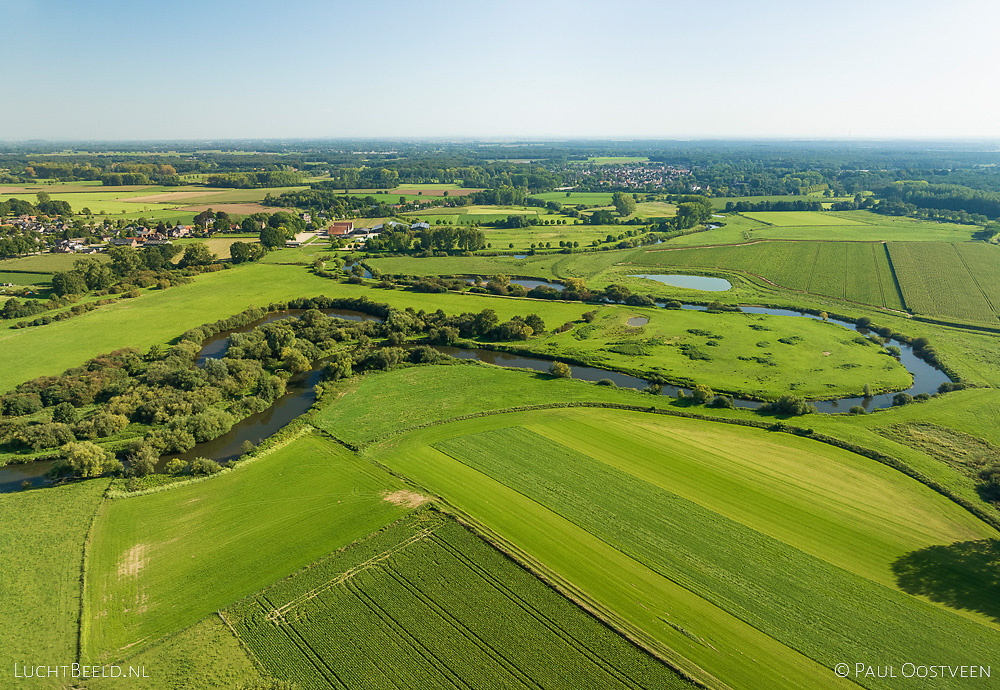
{"left": 888, "top": 242, "right": 1000, "bottom": 324}
{"left": 356, "top": 402, "right": 999, "bottom": 690}
{"left": 0, "top": 479, "right": 109, "bottom": 681}
{"left": 492, "top": 303, "right": 911, "bottom": 399}
{"left": 530, "top": 191, "right": 616, "bottom": 205}
{"left": 0, "top": 252, "right": 108, "bottom": 275}
{"left": 87, "top": 616, "right": 262, "bottom": 690}
{"left": 742, "top": 210, "right": 865, "bottom": 226}
{"left": 84, "top": 431, "right": 416, "bottom": 661}
{"left": 629, "top": 241, "right": 906, "bottom": 310}
{"left": 227, "top": 511, "right": 690, "bottom": 690}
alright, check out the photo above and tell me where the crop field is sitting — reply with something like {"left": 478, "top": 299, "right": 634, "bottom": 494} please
{"left": 227, "top": 511, "right": 689, "bottom": 690}
{"left": 83, "top": 431, "right": 417, "bottom": 661}
{"left": 742, "top": 210, "right": 865, "bottom": 226}
{"left": 633, "top": 240, "right": 906, "bottom": 310}
{"left": 888, "top": 241, "right": 1000, "bottom": 324}
{"left": 363, "top": 405, "right": 1000, "bottom": 690}
{"left": 0, "top": 479, "right": 110, "bottom": 677}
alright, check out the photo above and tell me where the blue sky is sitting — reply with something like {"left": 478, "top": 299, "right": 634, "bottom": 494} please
{"left": 2, "top": 0, "right": 998, "bottom": 140}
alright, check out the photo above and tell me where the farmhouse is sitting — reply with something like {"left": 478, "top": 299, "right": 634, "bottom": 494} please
{"left": 328, "top": 221, "right": 354, "bottom": 236}
{"left": 411, "top": 222, "right": 430, "bottom": 231}
{"left": 109, "top": 238, "right": 140, "bottom": 247}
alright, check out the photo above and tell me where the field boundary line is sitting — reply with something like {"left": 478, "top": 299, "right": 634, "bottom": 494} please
{"left": 363, "top": 402, "right": 1000, "bottom": 532}
{"left": 216, "top": 610, "right": 272, "bottom": 680}
{"left": 882, "top": 242, "right": 910, "bottom": 312}
{"left": 76, "top": 479, "right": 112, "bottom": 665}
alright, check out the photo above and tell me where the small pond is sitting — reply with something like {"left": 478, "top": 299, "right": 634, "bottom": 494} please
{"left": 627, "top": 317, "right": 649, "bottom": 327}
{"left": 633, "top": 274, "right": 732, "bottom": 291}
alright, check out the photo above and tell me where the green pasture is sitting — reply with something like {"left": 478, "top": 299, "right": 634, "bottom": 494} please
{"left": 228, "top": 512, "right": 689, "bottom": 690}
{"left": 709, "top": 194, "right": 853, "bottom": 210}
{"left": 530, "top": 191, "right": 616, "bottom": 205}
{"left": 0, "top": 252, "right": 109, "bottom": 274}
{"left": 0, "top": 479, "right": 109, "bottom": 681}
{"left": 496, "top": 303, "right": 911, "bottom": 399}
{"left": 83, "top": 431, "right": 415, "bottom": 661}
{"left": 0, "top": 271, "right": 52, "bottom": 285}
{"left": 86, "top": 616, "right": 262, "bottom": 690}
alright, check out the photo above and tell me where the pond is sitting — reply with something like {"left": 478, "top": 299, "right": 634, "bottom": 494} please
{"left": 465, "top": 277, "right": 565, "bottom": 292}
{"left": 627, "top": 317, "right": 649, "bottom": 327}
{"left": 632, "top": 274, "right": 732, "bottom": 291}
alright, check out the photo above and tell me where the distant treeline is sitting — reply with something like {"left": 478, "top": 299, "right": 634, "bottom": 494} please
{"left": 206, "top": 171, "right": 303, "bottom": 189}
{"left": 725, "top": 199, "right": 823, "bottom": 213}
{"left": 875, "top": 181, "right": 1000, "bottom": 220}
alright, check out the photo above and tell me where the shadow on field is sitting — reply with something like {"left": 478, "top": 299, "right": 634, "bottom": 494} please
{"left": 892, "top": 539, "right": 1000, "bottom": 623}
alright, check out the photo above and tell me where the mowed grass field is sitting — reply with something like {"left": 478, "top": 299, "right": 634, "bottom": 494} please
{"left": 0, "top": 479, "right": 109, "bottom": 684}
{"left": 227, "top": 511, "right": 690, "bottom": 690}
{"left": 633, "top": 240, "right": 906, "bottom": 310}
{"left": 83, "top": 431, "right": 417, "bottom": 661}
{"left": 888, "top": 241, "right": 1000, "bottom": 324}
{"left": 743, "top": 210, "right": 866, "bottom": 226}
{"left": 362, "top": 404, "right": 1000, "bottom": 690}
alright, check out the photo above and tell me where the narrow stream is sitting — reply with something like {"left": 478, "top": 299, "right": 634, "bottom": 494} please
{"left": 0, "top": 299, "right": 950, "bottom": 488}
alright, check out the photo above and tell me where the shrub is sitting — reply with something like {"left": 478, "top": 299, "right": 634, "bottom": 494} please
{"left": 190, "top": 457, "right": 223, "bottom": 476}
{"left": 60, "top": 440, "right": 117, "bottom": 478}
{"left": 892, "top": 392, "right": 914, "bottom": 407}
{"left": 582, "top": 310, "right": 598, "bottom": 323}
{"left": 548, "top": 361, "right": 571, "bottom": 378}
{"left": 848, "top": 405, "right": 867, "bottom": 415}
{"left": 708, "top": 395, "right": 735, "bottom": 409}
{"left": 164, "top": 458, "right": 187, "bottom": 475}
{"left": 596, "top": 378, "right": 617, "bottom": 387}
{"left": 51, "top": 402, "right": 79, "bottom": 424}
{"left": 758, "top": 395, "right": 816, "bottom": 416}
{"left": 127, "top": 445, "right": 158, "bottom": 478}
{"left": 691, "top": 384, "right": 715, "bottom": 405}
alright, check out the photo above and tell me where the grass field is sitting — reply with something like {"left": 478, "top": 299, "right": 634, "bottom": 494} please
{"left": 356, "top": 402, "right": 1000, "bottom": 690}
{"left": 227, "top": 511, "right": 690, "bottom": 690}
{"left": 83, "top": 431, "right": 417, "bottom": 661}
{"left": 87, "top": 616, "right": 262, "bottom": 690}
{"left": 888, "top": 242, "right": 1000, "bottom": 324}
{"left": 0, "top": 252, "right": 108, "bottom": 275}
{"left": 0, "top": 271, "right": 52, "bottom": 285}
{"left": 530, "top": 191, "right": 616, "bottom": 205}
{"left": 495, "top": 302, "right": 911, "bottom": 399}
{"left": 0, "top": 479, "right": 109, "bottom": 682}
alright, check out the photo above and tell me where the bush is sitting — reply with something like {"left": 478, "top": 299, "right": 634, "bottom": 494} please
{"left": 51, "top": 402, "right": 79, "bottom": 424}
{"left": 60, "top": 440, "right": 117, "bottom": 478}
{"left": 691, "top": 384, "right": 715, "bottom": 405}
{"left": 708, "top": 395, "right": 735, "bottom": 409}
{"left": 848, "top": 405, "right": 867, "bottom": 415}
{"left": 582, "top": 310, "right": 598, "bottom": 323}
{"left": 164, "top": 458, "right": 187, "bottom": 475}
{"left": 758, "top": 395, "right": 816, "bottom": 416}
{"left": 127, "top": 445, "right": 158, "bottom": 478}
{"left": 892, "top": 392, "right": 914, "bottom": 407}
{"left": 548, "top": 361, "right": 571, "bottom": 378}
{"left": 596, "top": 378, "right": 617, "bottom": 387}
{"left": 190, "top": 457, "right": 223, "bottom": 476}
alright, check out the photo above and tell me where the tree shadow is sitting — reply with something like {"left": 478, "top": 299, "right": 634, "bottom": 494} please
{"left": 891, "top": 539, "right": 1000, "bottom": 623}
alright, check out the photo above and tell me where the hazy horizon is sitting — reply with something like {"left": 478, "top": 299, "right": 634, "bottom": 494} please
{"left": 3, "top": 0, "right": 999, "bottom": 140}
